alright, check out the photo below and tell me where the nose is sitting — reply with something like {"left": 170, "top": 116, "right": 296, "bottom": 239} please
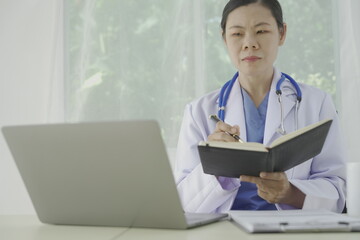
{"left": 242, "top": 34, "right": 259, "bottom": 50}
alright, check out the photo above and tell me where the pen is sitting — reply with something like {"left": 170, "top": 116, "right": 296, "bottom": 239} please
{"left": 209, "top": 115, "right": 244, "bottom": 143}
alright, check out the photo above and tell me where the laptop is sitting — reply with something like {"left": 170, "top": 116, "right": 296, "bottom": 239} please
{"left": 2, "top": 120, "right": 227, "bottom": 229}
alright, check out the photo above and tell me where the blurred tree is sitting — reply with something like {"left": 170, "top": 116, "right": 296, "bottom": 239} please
{"left": 66, "top": 0, "right": 337, "bottom": 146}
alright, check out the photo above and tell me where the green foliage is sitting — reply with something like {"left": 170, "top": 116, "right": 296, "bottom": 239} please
{"left": 65, "top": 0, "right": 337, "bottom": 146}
{"left": 277, "top": 0, "right": 336, "bottom": 99}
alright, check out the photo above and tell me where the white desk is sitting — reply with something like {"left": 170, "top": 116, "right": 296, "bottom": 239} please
{"left": 1, "top": 215, "right": 360, "bottom": 240}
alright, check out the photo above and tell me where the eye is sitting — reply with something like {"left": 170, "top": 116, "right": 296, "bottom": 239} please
{"left": 257, "top": 30, "right": 268, "bottom": 34}
{"left": 232, "top": 32, "right": 243, "bottom": 37}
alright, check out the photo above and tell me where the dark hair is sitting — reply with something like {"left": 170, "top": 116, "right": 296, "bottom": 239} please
{"left": 221, "top": 0, "right": 284, "bottom": 36}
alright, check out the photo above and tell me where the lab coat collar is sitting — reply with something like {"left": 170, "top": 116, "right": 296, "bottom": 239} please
{"left": 217, "top": 68, "right": 297, "bottom": 144}
{"left": 263, "top": 68, "right": 297, "bottom": 145}
{"left": 222, "top": 74, "right": 247, "bottom": 142}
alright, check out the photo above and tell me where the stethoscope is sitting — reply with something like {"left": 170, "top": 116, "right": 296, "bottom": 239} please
{"left": 218, "top": 72, "right": 302, "bottom": 135}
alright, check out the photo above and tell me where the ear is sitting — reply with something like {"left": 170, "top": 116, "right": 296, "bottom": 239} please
{"left": 279, "top": 23, "right": 287, "bottom": 46}
{"left": 221, "top": 30, "right": 227, "bottom": 45}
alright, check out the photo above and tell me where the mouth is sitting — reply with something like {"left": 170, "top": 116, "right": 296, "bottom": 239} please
{"left": 242, "top": 56, "right": 261, "bottom": 62}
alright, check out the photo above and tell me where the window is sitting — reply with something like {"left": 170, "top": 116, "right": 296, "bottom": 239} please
{"left": 65, "top": 0, "right": 338, "bottom": 147}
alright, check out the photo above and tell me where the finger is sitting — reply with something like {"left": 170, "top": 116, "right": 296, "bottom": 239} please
{"left": 232, "top": 125, "right": 240, "bottom": 135}
{"left": 256, "top": 186, "right": 279, "bottom": 204}
{"left": 207, "top": 132, "right": 239, "bottom": 142}
{"left": 257, "top": 188, "right": 270, "bottom": 200}
{"left": 256, "top": 176, "right": 288, "bottom": 190}
{"left": 214, "top": 121, "right": 240, "bottom": 135}
{"left": 240, "top": 175, "right": 262, "bottom": 185}
{"left": 256, "top": 175, "right": 291, "bottom": 200}
{"left": 257, "top": 182, "right": 278, "bottom": 195}
{"left": 260, "top": 172, "right": 286, "bottom": 181}
{"left": 256, "top": 183, "right": 266, "bottom": 193}
{"left": 258, "top": 190, "right": 277, "bottom": 204}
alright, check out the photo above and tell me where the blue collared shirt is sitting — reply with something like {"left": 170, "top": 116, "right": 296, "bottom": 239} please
{"left": 231, "top": 88, "right": 276, "bottom": 210}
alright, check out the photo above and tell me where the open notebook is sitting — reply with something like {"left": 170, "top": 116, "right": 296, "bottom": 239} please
{"left": 198, "top": 119, "right": 332, "bottom": 177}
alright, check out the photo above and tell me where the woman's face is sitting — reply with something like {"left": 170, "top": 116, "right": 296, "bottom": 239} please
{"left": 223, "top": 3, "right": 286, "bottom": 77}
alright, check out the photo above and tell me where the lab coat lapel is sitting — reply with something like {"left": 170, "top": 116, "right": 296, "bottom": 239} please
{"left": 263, "top": 72, "right": 297, "bottom": 145}
{"left": 223, "top": 78, "right": 247, "bottom": 142}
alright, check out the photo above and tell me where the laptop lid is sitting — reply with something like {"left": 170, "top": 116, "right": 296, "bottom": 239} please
{"left": 2, "top": 120, "right": 225, "bottom": 229}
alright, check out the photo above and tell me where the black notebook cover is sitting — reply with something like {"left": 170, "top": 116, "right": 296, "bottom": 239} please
{"left": 198, "top": 119, "right": 332, "bottom": 178}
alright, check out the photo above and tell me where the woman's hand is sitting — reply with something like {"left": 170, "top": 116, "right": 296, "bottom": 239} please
{"left": 240, "top": 172, "right": 305, "bottom": 208}
{"left": 208, "top": 121, "right": 240, "bottom": 142}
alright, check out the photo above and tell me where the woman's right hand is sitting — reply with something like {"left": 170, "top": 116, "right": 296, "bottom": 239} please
{"left": 207, "top": 121, "right": 240, "bottom": 142}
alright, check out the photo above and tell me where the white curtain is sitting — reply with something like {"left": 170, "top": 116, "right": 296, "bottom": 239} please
{"left": 339, "top": 0, "right": 360, "bottom": 163}
{"left": 64, "top": 0, "right": 338, "bottom": 148}
{"left": 0, "top": 0, "right": 63, "bottom": 214}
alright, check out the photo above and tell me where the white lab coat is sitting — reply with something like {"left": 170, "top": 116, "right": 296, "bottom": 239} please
{"left": 175, "top": 68, "right": 346, "bottom": 213}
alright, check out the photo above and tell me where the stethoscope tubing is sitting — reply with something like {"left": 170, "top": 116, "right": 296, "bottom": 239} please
{"left": 218, "top": 72, "right": 238, "bottom": 121}
{"left": 217, "top": 71, "right": 302, "bottom": 135}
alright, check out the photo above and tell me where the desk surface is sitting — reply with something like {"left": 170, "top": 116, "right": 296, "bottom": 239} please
{"left": 1, "top": 215, "right": 360, "bottom": 240}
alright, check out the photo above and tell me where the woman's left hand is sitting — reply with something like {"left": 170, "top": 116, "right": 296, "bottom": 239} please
{"left": 240, "top": 172, "right": 305, "bottom": 208}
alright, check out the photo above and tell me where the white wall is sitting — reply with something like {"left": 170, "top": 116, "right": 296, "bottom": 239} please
{"left": 0, "top": 0, "right": 63, "bottom": 214}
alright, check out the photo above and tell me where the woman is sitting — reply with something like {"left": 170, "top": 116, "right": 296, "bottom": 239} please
{"left": 175, "top": 0, "right": 346, "bottom": 213}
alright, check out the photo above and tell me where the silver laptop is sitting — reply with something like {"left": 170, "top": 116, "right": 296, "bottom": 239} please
{"left": 2, "top": 120, "right": 227, "bottom": 229}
